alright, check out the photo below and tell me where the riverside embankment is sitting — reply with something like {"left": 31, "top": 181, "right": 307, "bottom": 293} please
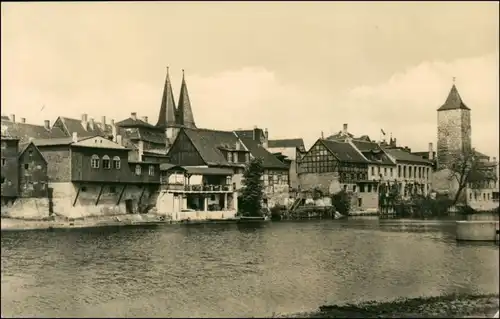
{"left": 283, "top": 293, "right": 499, "bottom": 318}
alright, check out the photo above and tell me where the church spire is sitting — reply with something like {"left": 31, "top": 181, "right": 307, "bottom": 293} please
{"left": 176, "top": 69, "right": 197, "bottom": 128}
{"left": 437, "top": 78, "right": 470, "bottom": 111}
{"left": 156, "top": 66, "right": 177, "bottom": 128}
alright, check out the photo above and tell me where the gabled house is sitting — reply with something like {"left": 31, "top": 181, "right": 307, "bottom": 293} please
{"left": 52, "top": 114, "right": 112, "bottom": 140}
{"left": 32, "top": 133, "right": 160, "bottom": 218}
{"left": 236, "top": 133, "right": 290, "bottom": 207}
{"left": 18, "top": 142, "right": 49, "bottom": 198}
{"left": 1, "top": 115, "right": 67, "bottom": 144}
{"left": 298, "top": 138, "right": 382, "bottom": 211}
{"left": 267, "top": 137, "right": 306, "bottom": 189}
{"left": 115, "top": 112, "right": 168, "bottom": 162}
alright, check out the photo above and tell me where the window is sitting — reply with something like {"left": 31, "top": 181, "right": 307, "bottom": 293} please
{"left": 135, "top": 165, "right": 141, "bottom": 175}
{"left": 398, "top": 165, "right": 401, "bottom": 178}
{"left": 371, "top": 167, "right": 375, "bottom": 176}
{"left": 28, "top": 150, "right": 33, "bottom": 158}
{"left": 149, "top": 165, "right": 155, "bottom": 176}
{"left": 245, "top": 153, "right": 250, "bottom": 163}
{"left": 384, "top": 167, "right": 387, "bottom": 176}
{"left": 352, "top": 185, "right": 357, "bottom": 192}
{"left": 109, "top": 186, "right": 116, "bottom": 193}
{"left": 102, "top": 155, "right": 111, "bottom": 169}
{"left": 1, "top": 158, "right": 5, "bottom": 166}
{"left": 227, "top": 152, "right": 233, "bottom": 162}
{"left": 24, "top": 163, "right": 29, "bottom": 170}
{"left": 113, "top": 156, "right": 121, "bottom": 169}
{"left": 226, "top": 176, "right": 232, "bottom": 185}
{"left": 91, "top": 155, "right": 100, "bottom": 168}
{"left": 1, "top": 176, "right": 4, "bottom": 184}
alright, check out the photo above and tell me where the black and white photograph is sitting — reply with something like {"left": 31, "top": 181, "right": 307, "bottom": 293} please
{"left": 1, "top": 1, "right": 499, "bottom": 318}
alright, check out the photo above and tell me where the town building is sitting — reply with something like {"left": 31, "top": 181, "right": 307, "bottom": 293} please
{"left": 297, "top": 138, "right": 380, "bottom": 211}
{"left": 31, "top": 134, "right": 160, "bottom": 218}
{"left": 267, "top": 138, "right": 306, "bottom": 189}
{"left": 235, "top": 131, "right": 290, "bottom": 207}
{"left": 52, "top": 114, "right": 113, "bottom": 140}
{"left": 1, "top": 114, "right": 67, "bottom": 143}
{"left": 1, "top": 136, "right": 20, "bottom": 205}
{"left": 18, "top": 141, "right": 49, "bottom": 198}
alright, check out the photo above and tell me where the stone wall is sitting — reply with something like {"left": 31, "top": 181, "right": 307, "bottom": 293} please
{"left": 437, "top": 109, "right": 471, "bottom": 170}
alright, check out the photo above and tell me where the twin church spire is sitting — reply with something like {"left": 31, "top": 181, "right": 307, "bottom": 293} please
{"left": 156, "top": 67, "right": 197, "bottom": 129}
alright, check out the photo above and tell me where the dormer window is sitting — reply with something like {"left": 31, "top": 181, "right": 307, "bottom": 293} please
{"left": 135, "top": 165, "right": 141, "bottom": 175}
{"left": 113, "top": 156, "right": 121, "bottom": 169}
{"left": 91, "top": 155, "right": 100, "bottom": 168}
{"left": 227, "top": 152, "right": 233, "bottom": 163}
{"left": 102, "top": 155, "right": 111, "bottom": 169}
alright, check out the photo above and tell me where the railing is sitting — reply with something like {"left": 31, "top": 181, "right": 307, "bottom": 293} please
{"left": 163, "top": 183, "right": 233, "bottom": 192}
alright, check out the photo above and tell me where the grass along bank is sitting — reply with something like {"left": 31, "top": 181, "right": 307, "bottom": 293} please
{"left": 277, "top": 293, "right": 499, "bottom": 318}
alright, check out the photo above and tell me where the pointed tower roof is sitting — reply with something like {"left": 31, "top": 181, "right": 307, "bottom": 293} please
{"left": 156, "top": 67, "right": 177, "bottom": 128}
{"left": 177, "top": 69, "right": 197, "bottom": 128}
{"left": 437, "top": 83, "right": 470, "bottom": 111}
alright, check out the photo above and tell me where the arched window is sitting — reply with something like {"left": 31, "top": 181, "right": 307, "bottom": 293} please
{"left": 113, "top": 156, "right": 121, "bottom": 169}
{"left": 91, "top": 154, "right": 100, "bottom": 169}
{"left": 135, "top": 164, "right": 141, "bottom": 176}
{"left": 148, "top": 165, "right": 155, "bottom": 176}
{"left": 102, "top": 155, "right": 111, "bottom": 169}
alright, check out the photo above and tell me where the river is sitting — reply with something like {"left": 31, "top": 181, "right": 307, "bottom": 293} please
{"left": 1, "top": 218, "right": 499, "bottom": 318}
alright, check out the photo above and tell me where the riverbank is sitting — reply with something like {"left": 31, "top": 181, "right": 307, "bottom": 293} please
{"left": 0, "top": 214, "right": 169, "bottom": 231}
{"left": 279, "top": 294, "right": 499, "bottom": 318}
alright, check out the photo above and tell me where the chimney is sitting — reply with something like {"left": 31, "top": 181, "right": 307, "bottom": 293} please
{"left": 428, "top": 142, "right": 434, "bottom": 160}
{"left": 321, "top": 131, "right": 324, "bottom": 139}
{"left": 138, "top": 140, "right": 144, "bottom": 161}
{"left": 101, "top": 116, "right": 106, "bottom": 127}
{"left": 112, "top": 122, "right": 117, "bottom": 142}
{"left": 131, "top": 112, "right": 137, "bottom": 121}
{"left": 89, "top": 118, "right": 95, "bottom": 130}
{"left": 81, "top": 113, "right": 88, "bottom": 130}
{"left": 72, "top": 132, "right": 78, "bottom": 143}
{"left": 342, "top": 123, "right": 348, "bottom": 134}
{"left": 263, "top": 128, "right": 269, "bottom": 149}
{"left": 141, "top": 116, "right": 148, "bottom": 123}
{"left": 116, "top": 134, "right": 123, "bottom": 146}
{"left": 20, "top": 118, "right": 26, "bottom": 123}
{"left": 10, "top": 114, "right": 15, "bottom": 122}
{"left": 235, "top": 141, "right": 241, "bottom": 151}
{"left": 44, "top": 120, "right": 50, "bottom": 130}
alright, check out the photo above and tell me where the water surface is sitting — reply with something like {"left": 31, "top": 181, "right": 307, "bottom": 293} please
{"left": 1, "top": 218, "right": 498, "bottom": 317}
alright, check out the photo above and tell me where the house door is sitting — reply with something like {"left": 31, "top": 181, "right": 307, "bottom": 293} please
{"left": 357, "top": 198, "right": 362, "bottom": 208}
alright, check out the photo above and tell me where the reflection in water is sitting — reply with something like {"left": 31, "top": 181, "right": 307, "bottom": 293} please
{"left": 1, "top": 219, "right": 499, "bottom": 318}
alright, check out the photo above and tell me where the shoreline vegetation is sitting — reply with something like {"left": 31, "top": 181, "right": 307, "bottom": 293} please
{"left": 278, "top": 293, "right": 500, "bottom": 318}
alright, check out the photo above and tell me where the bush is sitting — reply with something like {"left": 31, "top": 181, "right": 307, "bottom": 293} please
{"left": 270, "top": 205, "right": 286, "bottom": 221}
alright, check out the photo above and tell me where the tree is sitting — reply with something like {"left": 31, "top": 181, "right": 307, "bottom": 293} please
{"left": 449, "top": 148, "right": 497, "bottom": 206}
{"left": 239, "top": 157, "right": 265, "bottom": 216}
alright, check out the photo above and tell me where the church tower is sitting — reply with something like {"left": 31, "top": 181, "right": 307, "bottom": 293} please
{"left": 176, "top": 70, "right": 197, "bottom": 129}
{"left": 436, "top": 81, "right": 472, "bottom": 170}
{"left": 156, "top": 67, "right": 181, "bottom": 146}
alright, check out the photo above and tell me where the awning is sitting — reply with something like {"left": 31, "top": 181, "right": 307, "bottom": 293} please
{"left": 184, "top": 166, "right": 234, "bottom": 176}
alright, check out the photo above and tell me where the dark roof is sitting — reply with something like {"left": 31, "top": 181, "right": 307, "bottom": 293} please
{"left": 383, "top": 148, "right": 433, "bottom": 164}
{"left": 268, "top": 138, "right": 305, "bottom": 149}
{"left": 117, "top": 126, "right": 165, "bottom": 145}
{"left": 176, "top": 73, "right": 197, "bottom": 128}
{"left": 156, "top": 68, "right": 178, "bottom": 128}
{"left": 184, "top": 166, "right": 233, "bottom": 176}
{"left": 18, "top": 142, "right": 47, "bottom": 163}
{"left": 159, "top": 163, "right": 186, "bottom": 171}
{"left": 31, "top": 136, "right": 87, "bottom": 146}
{"left": 116, "top": 117, "right": 159, "bottom": 129}
{"left": 1, "top": 119, "right": 67, "bottom": 144}
{"left": 437, "top": 84, "right": 470, "bottom": 111}
{"left": 238, "top": 136, "right": 288, "bottom": 169}
{"left": 320, "top": 139, "right": 369, "bottom": 164}
{"left": 182, "top": 127, "right": 248, "bottom": 166}
{"left": 351, "top": 140, "right": 395, "bottom": 165}
{"left": 56, "top": 117, "right": 109, "bottom": 138}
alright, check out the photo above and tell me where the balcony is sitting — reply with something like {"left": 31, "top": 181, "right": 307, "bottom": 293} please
{"left": 163, "top": 183, "right": 234, "bottom": 193}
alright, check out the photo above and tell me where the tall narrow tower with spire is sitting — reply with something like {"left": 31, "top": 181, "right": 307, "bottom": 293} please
{"left": 436, "top": 79, "right": 472, "bottom": 170}
{"left": 156, "top": 67, "right": 180, "bottom": 145}
{"left": 176, "top": 69, "right": 197, "bottom": 129}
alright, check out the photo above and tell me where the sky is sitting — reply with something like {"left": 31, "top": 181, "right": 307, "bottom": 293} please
{"left": 1, "top": 2, "right": 499, "bottom": 156}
